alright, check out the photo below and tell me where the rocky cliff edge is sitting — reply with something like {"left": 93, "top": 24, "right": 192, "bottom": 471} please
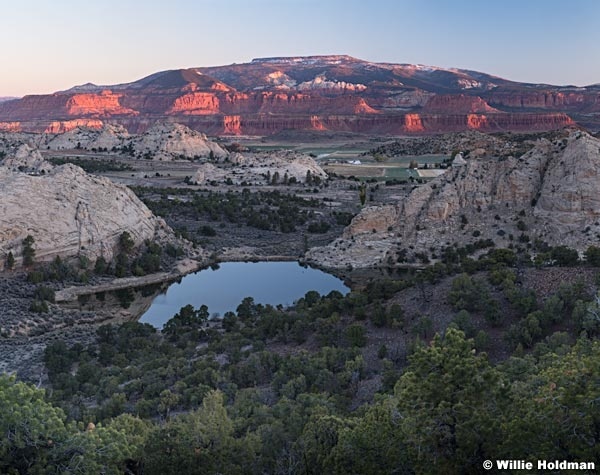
{"left": 307, "top": 130, "right": 600, "bottom": 269}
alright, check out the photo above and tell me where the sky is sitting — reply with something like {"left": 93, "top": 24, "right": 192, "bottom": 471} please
{"left": 1, "top": 0, "right": 598, "bottom": 96}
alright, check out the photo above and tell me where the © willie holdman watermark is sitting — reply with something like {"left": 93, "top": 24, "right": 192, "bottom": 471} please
{"left": 483, "top": 460, "right": 596, "bottom": 471}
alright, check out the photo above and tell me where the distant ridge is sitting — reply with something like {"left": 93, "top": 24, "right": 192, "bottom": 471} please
{"left": 251, "top": 55, "right": 358, "bottom": 64}
{"left": 0, "top": 55, "right": 597, "bottom": 134}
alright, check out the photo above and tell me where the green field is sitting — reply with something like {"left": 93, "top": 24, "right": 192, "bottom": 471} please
{"left": 324, "top": 163, "right": 423, "bottom": 181}
{"left": 387, "top": 154, "right": 448, "bottom": 164}
{"left": 383, "top": 167, "right": 419, "bottom": 179}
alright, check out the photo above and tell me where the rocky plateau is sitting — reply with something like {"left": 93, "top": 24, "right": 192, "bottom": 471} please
{"left": 0, "top": 56, "right": 597, "bottom": 135}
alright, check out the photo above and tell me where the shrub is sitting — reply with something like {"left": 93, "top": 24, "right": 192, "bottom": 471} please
{"left": 307, "top": 221, "right": 331, "bottom": 234}
{"left": 345, "top": 324, "right": 367, "bottom": 347}
{"left": 94, "top": 256, "right": 108, "bottom": 274}
{"left": 448, "top": 274, "right": 489, "bottom": 312}
{"left": 199, "top": 225, "right": 217, "bottom": 237}
{"left": 452, "top": 310, "right": 475, "bottom": 337}
{"left": 584, "top": 246, "right": 600, "bottom": 266}
{"left": 29, "top": 300, "right": 48, "bottom": 313}
{"left": 550, "top": 246, "right": 579, "bottom": 266}
{"left": 35, "top": 285, "right": 55, "bottom": 303}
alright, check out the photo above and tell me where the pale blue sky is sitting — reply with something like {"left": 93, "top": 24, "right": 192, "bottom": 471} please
{"left": 1, "top": 0, "right": 598, "bottom": 96}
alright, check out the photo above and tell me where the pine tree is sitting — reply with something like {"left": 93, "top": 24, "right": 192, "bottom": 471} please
{"left": 358, "top": 184, "right": 367, "bottom": 206}
{"left": 22, "top": 235, "right": 35, "bottom": 267}
{"left": 6, "top": 251, "right": 14, "bottom": 270}
{"left": 271, "top": 171, "right": 280, "bottom": 185}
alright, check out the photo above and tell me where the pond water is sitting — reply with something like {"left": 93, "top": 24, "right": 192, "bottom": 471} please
{"left": 139, "top": 261, "right": 349, "bottom": 328}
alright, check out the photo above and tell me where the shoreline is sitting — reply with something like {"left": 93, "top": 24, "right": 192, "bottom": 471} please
{"left": 55, "top": 258, "right": 203, "bottom": 303}
{"left": 49, "top": 252, "right": 429, "bottom": 304}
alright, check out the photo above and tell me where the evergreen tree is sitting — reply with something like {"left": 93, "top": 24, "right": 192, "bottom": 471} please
{"left": 305, "top": 170, "right": 313, "bottom": 185}
{"left": 395, "top": 329, "right": 505, "bottom": 474}
{"left": 5, "top": 251, "right": 14, "bottom": 270}
{"left": 358, "top": 183, "right": 367, "bottom": 206}
{"left": 119, "top": 231, "right": 135, "bottom": 255}
{"left": 271, "top": 171, "right": 280, "bottom": 185}
{"left": 22, "top": 235, "right": 35, "bottom": 266}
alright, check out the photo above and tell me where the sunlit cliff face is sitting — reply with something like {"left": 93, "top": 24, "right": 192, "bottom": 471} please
{"left": 310, "top": 115, "right": 327, "bottom": 131}
{"left": 404, "top": 113, "right": 425, "bottom": 132}
{"left": 0, "top": 121, "right": 21, "bottom": 132}
{"left": 168, "top": 93, "right": 221, "bottom": 115}
{"left": 467, "top": 114, "right": 490, "bottom": 130}
{"left": 66, "top": 91, "right": 137, "bottom": 116}
{"left": 422, "top": 94, "right": 499, "bottom": 114}
{"left": 223, "top": 115, "right": 241, "bottom": 135}
{"left": 0, "top": 57, "right": 588, "bottom": 135}
{"left": 44, "top": 119, "right": 104, "bottom": 133}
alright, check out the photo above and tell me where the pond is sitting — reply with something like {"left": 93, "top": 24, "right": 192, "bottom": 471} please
{"left": 139, "top": 261, "right": 349, "bottom": 328}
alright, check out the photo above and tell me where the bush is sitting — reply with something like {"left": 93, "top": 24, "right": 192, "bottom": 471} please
{"left": 448, "top": 274, "right": 489, "bottom": 312}
{"left": 307, "top": 221, "right": 331, "bottom": 234}
{"left": 119, "top": 231, "right": 135, "bottom": 254}
{"left": 94, "top": 256, "right": 108, "bottom": 274}
{"left": 388, "top": 304, "right": 405, "bottom": 328}
{"left": 368, "top": 304, "right": 386, "bottom": 327}
{"left": 484, "top": 248, "right": 517, "bottom": 266}
{"left": 452, "top": 310, "right": 475, "bottom": 337}
{"left": 584, "top": 246, "right": 600, "bottom": 266}
{"left": 199, "top": 225, "right": 217, "bottom": 237}
{"left": 27, "top": 271, "right": 44, "bottom": 284}
{"left": 550, "top": 246, "right": 579, "bottom": 266}
{"left": 484, "top": 300, "right": 502, "bottom": 326}
{"left": 35, "top": 285, "right": 55, "bottom": 303}
{"left": 29, "top": 300, "right": 48, "bottom": 313}
{"left": 474, "top": 330, "right": 490, "bottom": 350}
{"left": 165, "top": 244, "right": 184, "bottom": 258}
{"left": 345, "top": 324, "right": 367, "bottom": 347}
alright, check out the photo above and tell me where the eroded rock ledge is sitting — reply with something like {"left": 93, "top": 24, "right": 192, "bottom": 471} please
{"left": 308, "top": 130, "right": 600, "bottom": 269}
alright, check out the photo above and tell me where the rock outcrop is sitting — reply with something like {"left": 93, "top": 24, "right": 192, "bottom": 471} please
{"left": 65, "top": 91, "right": 138, "bottom": 116}
{"left": 0, "top": 148, "right": 169, "bottom": 269}
{"left": 43, "top": 123, "right": 130, "bottom": 150}
{"left": 192, "top": 151, "right": 327, "bottom": 185}
{"left": 132, "top": 122, "right": 228, "bottom": 160}
{"left": 38, "top": 122, "right": 228, "bottom": 161}
{"left": 1, "top": 144, "right": 53, "bottom": 174}
{"left": 307, "top": 130, "right": 600, "bottom": 269}
{"left": 44, "top": 119, "right": 105, "bottom": 134}
{"left": 0, "top": 56, "right": 595, "bottom": 134}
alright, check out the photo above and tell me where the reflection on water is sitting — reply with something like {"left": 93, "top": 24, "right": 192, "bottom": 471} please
{"left": 139, "top": 261, "right": 349, "bottom": 328}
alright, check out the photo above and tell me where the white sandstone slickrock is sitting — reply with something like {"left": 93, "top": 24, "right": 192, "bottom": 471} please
{"left": 0, "top": 150, "right": 170, "bottom": 269}
{"left": 42, "top": 123, "right": 130, "bottom": 151}
{"left": 134, "top": 122, "right": 228, "bottom": 160}
{"left": 1, "top": 144, "right": 53, "bottom": 174}
{"left": 192, "top": 151, "right": 328, "bottom": 185}
{"left": 308, "top": 130, "right": 600, "bottom": 269}
{"left": 40, "top": 122, "right": 228, "bottom": 161}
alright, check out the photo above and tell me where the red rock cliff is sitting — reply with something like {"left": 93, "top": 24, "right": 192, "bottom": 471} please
{"left": 0, "top": 56, "right": 593, "bottom": 135}
{"left": 66, "top": 91, "right": 137, "bottom": 116}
